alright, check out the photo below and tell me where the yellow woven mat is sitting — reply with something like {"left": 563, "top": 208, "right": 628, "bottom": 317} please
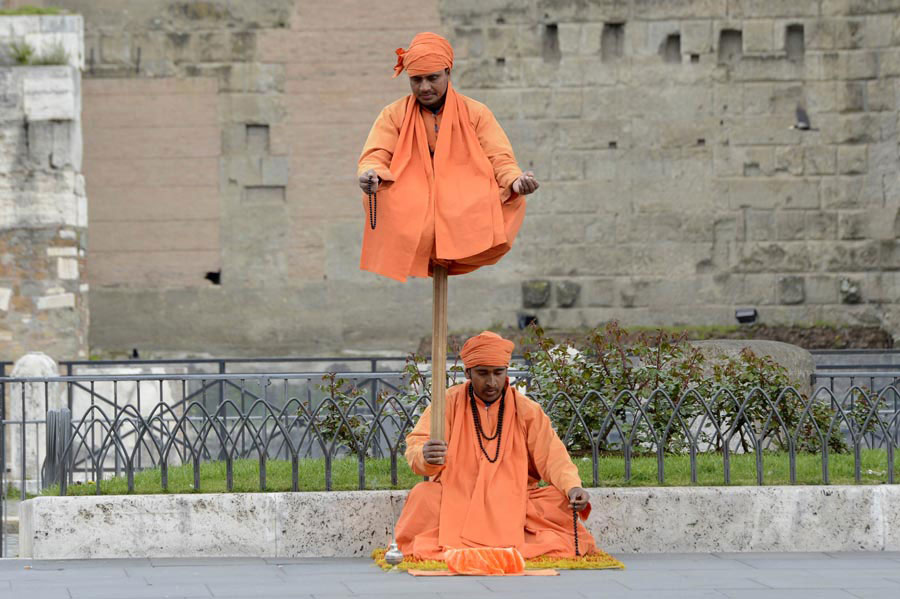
{"left": 372, "top": 547, "right": 625, "bottom": 572}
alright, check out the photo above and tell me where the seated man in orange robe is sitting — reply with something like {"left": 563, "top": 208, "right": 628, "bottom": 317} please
{"left": 357, "top": 32, "right": 539, "bottom": 282}
{"left": 395, "top": 331, "right": 597, "bottom": 560}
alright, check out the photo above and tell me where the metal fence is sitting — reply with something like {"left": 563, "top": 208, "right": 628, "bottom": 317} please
{"left": 3, "top": 365, "right": 900, "bottom": 557}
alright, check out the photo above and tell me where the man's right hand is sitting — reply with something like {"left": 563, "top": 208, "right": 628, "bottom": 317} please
{"left": 423, "top": 439, "right": 447, "bottom": 465}
{"left": 359, "top": 169, "right": 380, "bottom": 194}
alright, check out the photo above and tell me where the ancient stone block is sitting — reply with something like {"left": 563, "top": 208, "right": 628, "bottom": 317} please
{"left": 556, "top": 281, "right": 581, "bottom": 307}
{"left": 726, "top": 178, "right": 819, "bottom": 210}
{"left": 803, "top": 146, "right": 836, "bottom": 175}
{"left": 807, "top": 210, "right": 838, "bottom": 241}
{"left": 682, "top": 20, "right": 713, "bottom": 54}
{"left": 23, "top": 66, "right": 77, "bottom": 121}
{"left": 584, "top": 278, "right": 615, "bottom": 307}
{"left": 746, "top": 210, "right": 775, "bottom": 241}
{"left": 838, "top": 211, "right": 870, "bottom": 239}
{"left": 743, "top": 20, "right": 774, "bottom": 53}
{"left": 36, "top": 292, "right": 75, "bottom": 310}
{"left": 837, "top": 145, "right": 867, "bottom": 174}
{"left": 774, "top": 146, "right": 804, "bottom": 176}
{"left": 775, "top": 210, "right": 806, "bottom": 241}
{"left": 0, "top": 288, "right": 11, "bottom": 312}
{"left": 57, "top": 258, "right": 79, "bottom": 280}
{"left": 522, "top": 280, "right": 551, "bottom": 308}
{"left": 806, "top": 275, "right": 839, "bottom": 304}
{"left": 100, "top": 33, "right": 131, "bottom": 65}
{"left": 778, "top": 276, "right": 805, "bottom": 304}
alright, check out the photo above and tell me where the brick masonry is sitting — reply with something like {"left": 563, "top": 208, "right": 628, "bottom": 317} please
{"left": 5, "top": 0, "right": 900, "bottom": 355}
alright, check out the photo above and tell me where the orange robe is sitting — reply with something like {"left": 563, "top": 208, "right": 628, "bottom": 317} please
{"left": 358, "top": 84, "right": 526, "bottom": 282}
{"left": 394, "top": 382, "right": 598, "bottom": 560}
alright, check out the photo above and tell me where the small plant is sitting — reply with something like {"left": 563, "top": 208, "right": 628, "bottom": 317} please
{"left": 32, "top": 40, "right": 69, "bottom": 65}
{"left": 5, "top": 39, "right": 69, "bottom": 66}
{"left": 9, "top": 40, "right": 34, "bottom": 65}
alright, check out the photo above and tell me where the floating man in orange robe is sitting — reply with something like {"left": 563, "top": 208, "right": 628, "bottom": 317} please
{"left": 395, "top": 331, "right": 598, "bottom": 560}
{"left": 357, "top": 32, "right": 539, "bottom": 282}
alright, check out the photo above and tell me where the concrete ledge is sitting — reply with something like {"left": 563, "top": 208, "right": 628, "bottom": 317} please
{"left": 19, "top": 486, "right": 900, "bottom": 559}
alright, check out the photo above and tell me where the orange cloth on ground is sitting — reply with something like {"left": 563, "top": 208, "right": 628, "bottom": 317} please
{"left": 445, "top": 547, "right": 525, "bottom": 575}
{"left": 460, "top": 331, "right": 515, "bottom": 368}
{"left": 394, "top": 382, "right": 597, "bottom": 560}
{"left": 358, "top": 37, "right": 525, "bottom": 282}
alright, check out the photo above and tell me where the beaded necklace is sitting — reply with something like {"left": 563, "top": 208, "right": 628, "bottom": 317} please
{"left": 468, "top": 383, "right": 505, "bottom": 463}
{"left": 367, "top": 181, "right": 377, "bottom": 230}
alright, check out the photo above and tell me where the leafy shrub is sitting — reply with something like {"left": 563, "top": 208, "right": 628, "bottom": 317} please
{"left": 523, "top": 322, "right": 885, "bottom": 456}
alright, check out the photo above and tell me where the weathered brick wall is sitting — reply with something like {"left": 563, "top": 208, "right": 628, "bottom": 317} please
{"left": 0, "top": 15, "right": 88, "bottom": 359}
{"left": 7, "top": 0, "right": 900, "bottom": 355}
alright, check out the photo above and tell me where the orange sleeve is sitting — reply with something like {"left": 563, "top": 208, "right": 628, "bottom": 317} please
{"left": 521, "top": 395, "right": 583, "bottom": 495}
{"left": 404, "top": 405, "right": 444, "bottom": 478}
{"left": 471, "top": 103, "right": 522, "bottom": 203}
{"left": 358, "top": 101, "right": 404, "bottom": 184}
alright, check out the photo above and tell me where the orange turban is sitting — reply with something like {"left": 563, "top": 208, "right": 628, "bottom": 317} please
{"left": 460, "top": 331, "right": 514, "bottom": 369}
{"left": 393, "top": 32, "right": 453, "bottom": 78}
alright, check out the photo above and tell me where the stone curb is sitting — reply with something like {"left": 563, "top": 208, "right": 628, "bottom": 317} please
{"left": 19, "top": 485, "right": 900, "bottom": 559}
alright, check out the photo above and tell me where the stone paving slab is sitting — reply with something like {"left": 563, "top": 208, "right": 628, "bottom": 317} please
{"left": 1, "top": 553, "right": 900, "bottom": 598}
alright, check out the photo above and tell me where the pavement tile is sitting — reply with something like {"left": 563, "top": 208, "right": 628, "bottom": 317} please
{"left": 68, "top": 583, "right": 213, "bottom": 598}
{"left": 477, "top": 572, "right": 630, "bottom": 592}
{"left": 127, "top": 564, "right": 287, "bottom": 582}
{"left": 5, "top": 586, "right": 72, "bottom": 599}
{"left": 721, "top": 591, "right": 858, "bottom": 599}
{"left": 149, "top": 558, "right": 268, "bottom": 567}
{"left": 278, "top": 562, "right": 384, "bottom": 576}
{"left": 746, "top": 570, "right": 900, "bottom": 589}
{"left": 738, "top": 559, "right": 900, "bottom": 570}
{"left": 208, "top": 581, "right": 351, "bottom": 596}
{"left": 611, "top": 571, "right": 768, "bottom": 591}
{"left": 343, "top": 576, "right": 492, "bottom": 594}
{"left": 847, "top": 590, "right": 900, "bottom": 599}
{"left": 715, "top": 552, "right": 832, "bottom": 560}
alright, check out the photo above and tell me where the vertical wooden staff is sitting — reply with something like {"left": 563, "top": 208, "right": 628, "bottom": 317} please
{"left": 430, "top": 264, "right": 448, "bottom": 441}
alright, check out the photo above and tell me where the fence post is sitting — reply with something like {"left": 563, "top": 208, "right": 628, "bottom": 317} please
{"left": 8, "top": 352, "right": 62, "bottom": 498}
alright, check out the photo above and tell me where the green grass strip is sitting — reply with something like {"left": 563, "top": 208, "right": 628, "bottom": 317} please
{"left": 0, "top": 6, "right": 63, "bottom": 15}
{"left": 39, "top": 450, "right": 899, "bottom": 497}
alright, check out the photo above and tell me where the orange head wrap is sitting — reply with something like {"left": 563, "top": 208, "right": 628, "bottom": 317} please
{"left": 460, "top": 331, "right": 515, "bottom": 369}
{"left": 393, "top": 32, "right": 454, "bottom": 78}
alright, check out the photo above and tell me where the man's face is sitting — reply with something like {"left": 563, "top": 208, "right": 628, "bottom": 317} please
{"left": 466, "top": 366, "right": 508, "bottom": 403}
{"left": 409, "top": 69, "right": 449, "bottom": 107}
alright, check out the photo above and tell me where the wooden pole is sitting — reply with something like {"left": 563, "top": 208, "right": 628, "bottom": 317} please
{"left": 430, "top": 264, "right": 448, "bottom": 441}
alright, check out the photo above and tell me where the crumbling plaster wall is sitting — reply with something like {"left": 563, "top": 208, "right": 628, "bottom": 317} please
{"left": 7, "top": 0, "right": 900, "bottom": 355}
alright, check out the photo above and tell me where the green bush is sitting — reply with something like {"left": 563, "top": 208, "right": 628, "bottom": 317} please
{"left": 523, "top": 322, "right": 885, "bottom": 456}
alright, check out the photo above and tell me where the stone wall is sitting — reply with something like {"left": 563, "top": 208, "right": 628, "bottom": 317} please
{"left": 5, "top": 0, "right": 900, "bottom": 355}
{"left": 445, "top": 0, "right": 900, "bottom": 336}
{"left": 19, "top": 485, "right": 900, "bottom": 557}
{"left": 0, "top": 14, "right": 88, "bottom": 360}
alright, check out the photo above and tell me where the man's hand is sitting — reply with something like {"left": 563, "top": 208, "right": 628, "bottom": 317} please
{"left": 359, "top": 169, "right": 380, "bottom": 194}
{"left": 423, "top": 439, "right": 447, "bottom": 465}
{"left": 568, "top": 487, "right": 589, "bottom": 512}
{"left": 512, "top": 171, "right": 539, "bottom": 195}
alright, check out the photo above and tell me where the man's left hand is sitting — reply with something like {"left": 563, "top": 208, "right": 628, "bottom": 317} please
{"left": 512, "top": 171, "right": 539, "bottom": 195}
{"left": 568, "top": 487, "right": 589, "bottom": 512}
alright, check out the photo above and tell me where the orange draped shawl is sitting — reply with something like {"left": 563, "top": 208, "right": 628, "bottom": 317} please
{"left": 358, "top": 83, "right": 526, "bottom": 282}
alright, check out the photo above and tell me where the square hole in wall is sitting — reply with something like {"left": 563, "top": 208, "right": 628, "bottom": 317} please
{"left": 786, "top": 24, "right": 805, "bottom": 62}
{"left": 661, "top": 34, "right": 681, "bottom": 64}
{"left": 543, "top": 23, "right": 561, "bottom": 63}
{"left": 718, "top": 29, "right": 743, "bottom": 64}
{"left": 601, "top": 23, "right": 625, "bottom": 62}
{"left": 246, "top": 124, "right": 269, "bottom": 154}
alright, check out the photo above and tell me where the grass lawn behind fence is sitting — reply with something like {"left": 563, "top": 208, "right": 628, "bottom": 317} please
{"left": 40, "top": 450, "right": 899, "bottom": 496}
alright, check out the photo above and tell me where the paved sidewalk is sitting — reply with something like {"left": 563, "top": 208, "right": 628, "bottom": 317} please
{"left": 1, "top": 552, "right": 899, "bottom": 598}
